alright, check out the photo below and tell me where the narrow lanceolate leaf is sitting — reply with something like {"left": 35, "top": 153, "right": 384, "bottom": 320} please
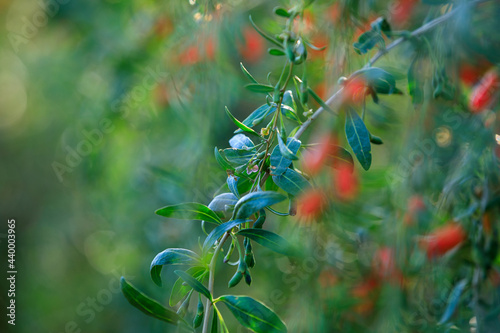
{"left": 208, "top": 193, "right": 238, "bottom": 213}
{"left": 236, "top": 104, "right": 276, "bottom": 133}
{"left": 233, "top": 191, "right": 287, "bottom": 220}
{"left": 249, "top": 15, "right": 283, "bottom": 49}
{"left": 270, "top": 138, "right": 301, "bottom": 175}
{"left": 227, "top": 176, "right": 240, "bottom": 198}
{"left": 174, "top": 270, "right": 212, "bottom": 301}
{"left": 120, "top": 277, "right": 180, "bottom": 325}
{"left": 245, "top": 83, "right": 275, "bottom": 94}
{"left": 229, "top": 134, "right": 255, "bottom": 150}
{"left": 223, "top": 148, "right": 255, "bottom": 167}
{"left": 215, "top": 147, "right": 234, "bottom": 172}
{"left": 236, "top": 229, "right": 295, "bottom": 256}
{"left": 225, "top": 107, "right": 261, "bottom": 136}
{"left": 438, "top": 279, "right": 468, "bottom": 325}
{"left": 240, "top": 62, "right": 258, "bottom": 84}
{"left": 202, "top": 219, "right": 250, "bottom": 253}
{"left": 170, "top": 266, "right": 207, "bottom": 306}
{"left": 277, "top": 131, "right": 300, "bottom": 160}
{"left": 218, "top": 295, "right": 287, "bottom": 333}
{"left": 272, "top": 168, "right": 310, "bottom": 196}
{"left": 156, "top": 203, "right": 222, "bottom": 225}
{"left": 150, "top": 248, "right": 202, "bottom": 287}
{"left": 345, "top": 107, "right": 372, "bottom": 171}
{"left": 211, "top": 307, "right": 219, "bottom": 333}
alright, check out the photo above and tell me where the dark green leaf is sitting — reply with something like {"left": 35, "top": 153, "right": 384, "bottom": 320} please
{"left": 235, "top": 104, "right": 276, "bottom": 133}
{"left": 249, "top": 15, "right": 283, "bottom": 49}
{"left": 277, "top": 131, "right": 300, "bottom": 161}
{"left": 225, "top": 107, "right": 261, "bottom": 136}
{"left": 211, "top": 307, "right": 219, "bottom": 333}
{"left": 150, "top": 248, "right": 202, "bottom": 287}
{"left": 202, "top": 219, "right": 249, "bottom": 253}
{"left": 169, "top": 267, "right": 206, "bottom": 306}
{"left": 308, "top": 87, "right": 335, "bottom": 113}
{"left": 174, "top": 270, "right": 212, "bottom": 301}
{"left": 408, "top": 56, "right": 424, "bottom": 105}
{"left": 219, "top": 295, "right": 287, "bottom": 333}
{"left": 370, "top": 17, "right": 391, "bottom": 38}
{"left": 156, "top": 203, "right": 222, "bottom": 225}
{"left": 353, "top": 30, "right": 384, "bottom": 55}
{"left": 223, "top": 148, "right": 254, "bottom": 168}
{"left": 351, "top": 67, "right": 400, "bottom": 95}
{"left": 215, "top": 147, "right": 235, "bottom": 172}
{"left": 438, "top": 279, "right": 467, "bottom": 325}
{"left": 236, "top": 229, "right": 295, "bottom": 256}
{"left": 240, "top": 62, "right": 258, "bottom": 84}
{"left": 268, "top": 48, "right": 286, "bottom": 56}
{"left": 345, "top": 107, "right": 372, "bottom": 170}
{"left": 233, "top": 191, "right": 287, "bottom": 220}
{"left": 121, "top": 277, "right": 180, "bottom": 325}
{"left": 208, "top": 193, "right": 238, "bottom": 213}
{"left": 270, "top": 138, "right": 301, "bottom": 175}
{"left": 273, "top": 7, "right": 290, "bottom": 18}
{"left": 272, "top": 168, "right": 310, "bottom": 196}
{"left": 245, "top": 83, "right": 275, "bottom": 94}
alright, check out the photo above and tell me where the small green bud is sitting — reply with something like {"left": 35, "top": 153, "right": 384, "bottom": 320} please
{"left": 228, "top": 271, "right": 243, "bottom": 288}
{"left": 244, "top": 270, "right": 252, "bottom": 286}
{"left": 193, "top": 295, "right": 204, "bottom": 328}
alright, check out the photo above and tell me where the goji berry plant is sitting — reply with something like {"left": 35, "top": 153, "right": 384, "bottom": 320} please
{"left": 121, "top": 0, "right": 500, "bottom": 332}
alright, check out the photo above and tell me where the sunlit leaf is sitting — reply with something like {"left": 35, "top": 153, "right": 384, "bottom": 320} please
{"left": 150, "top": 248, "right": 202, "bottom": 287}
{"left": 156, "top": 203, "right": 222, "bottom": 225}
{"left": 121, "top": 277, "right": 180, "bottom": 325}
{"left": 218, "top": 295, "right": 287, "bottom": 333}
{"left": 174, "top": 270, "right": 212, "bottom": 301}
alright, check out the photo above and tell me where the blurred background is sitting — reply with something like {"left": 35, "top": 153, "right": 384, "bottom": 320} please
{"left": 1, "top": 0, "right": 500, "bottom": 332}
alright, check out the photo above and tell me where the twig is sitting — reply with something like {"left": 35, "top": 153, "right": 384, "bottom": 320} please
{"left": 293, "top": 0, "right": 488, "bottom": 140}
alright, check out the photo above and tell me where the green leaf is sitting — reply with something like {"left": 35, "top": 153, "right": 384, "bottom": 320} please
{"left": 156, "top": 203, "right": 222, "bottom": 225}
{"left": 249, "top": 15, "right": 283, "bottom": 49}
{"left": 245, "top": 83, "right": 275, "bottom": 94}
{"left": 227, "top": 175, "right": 240, "bottom": 198}
{"left": 225, "top": 106, "right": 261, "bottom": 136}
{"left": 353, "top": 30, "right": 384, "bottom": 55}
{"left": 208, "top": 193, "right": 238, "bottom": 213}
{"left": 150, "top": 248, "right": 202, "bottom": 287}
{"left": 345, "top": 107, "right": 372, "bottom": 171}
{"left": 121, "top": 277, "right": 180, "bottom": 325}
{"left": 272, "top": 168, "right": 310, "bottom": 196}
{"left": 202, "top": 219, "right": 249, "bottom": 253}
{"left": 215, "top": 147, "right": 234, "bottom": 172}
{"left": 370, "top": 17, "right": 391, "bottom": 38}
{"left": 169, "top": 267, "right": 206, "bottom": 306}
{"left": 229, "top": 134, "right": 255, "bottom": 150}
{"left": 273, "top": 7, "right": 290, "bottom": 18}
{"left": 235, "top": 104, "right": 276, "bottom": 133}
{"left": 222, "top": 148, "right": 254, "bottom": 168}
{"left": 351, "top": 67, "right": 400, "bottom": 95}
{"left": 277, "top": 131, "right": 300, "bottom": 161}
{"left": 270, "top": 137, "right": 301, "bottom": 175}
{"left": 174, "top": 270, "right": 212, "bottom": 301}
{"left": 236, "top": 229, "right": 295, "bottom": 256}
{"left": 233, "top": 191, "right": 287, "bottom": 220}
{"left": 282, "top": 90, "right": 297, "bottom": 111}
{"left": 408, "top": 56, "right": 424, "bottom": 105}
{"left": 211, "top": 307, "right": 219, "bottom": 333}
{"left": 438, "top": 279, "right": 467, "bottom": 325}
{"left": 240, "top": 62, "right": 258, "bottom": 84}
{"left": 218, "top": 295, "right": 287, "bottom": 333}
{"left": 268, "top": 48, "right": 286, "bottom": 56}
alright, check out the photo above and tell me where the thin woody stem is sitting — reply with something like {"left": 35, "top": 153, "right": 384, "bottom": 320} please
{"left": 293, "top": 0, "right": 488, "bottom": 140}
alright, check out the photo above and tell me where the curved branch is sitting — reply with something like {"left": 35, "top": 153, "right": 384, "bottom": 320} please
{"left": 294, "top": 0, "right": 488, "bottom": 140}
